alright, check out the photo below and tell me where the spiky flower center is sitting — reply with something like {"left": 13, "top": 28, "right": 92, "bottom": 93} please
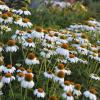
{"left": 5, "top": 73, "right": 12, "bottom": 77}
{"left": 2, "top": 14, "right": 8, "bottom": 19}
{"left": 61, "top": 43, "right": 68, "bottom": 49}
{"left": 6, "top": 12, "right": 12, "bottom": 17}
{"left": 17, "top": 72, "right": 25, "bottom": 77}
{"left": 89, "top": 88, "right": 97, "bottom": 94}
{"left": 35, "top": 27, "right": 43, "bottom": 32}
{"left": 81, "top": 34, "right": 87, "bottom": 39}
{"left": 19, "top": 67, "right": 25, "bottom": 71}
{"left": 21, "top": 7, "right": 27, "bottom": 11}
{"left": 49, "top": 34, "right": 54, "bottom": 37}
{"left": 27, "top": 69, "right": 32, "bottom": 73}
{"left": 6, "top": 64, "right": 12, "bottom": 69}
{"left": 27, "top": 53, "right": 35, "bottom": 60}
{"left": 47, "top": 71, "right": 52, "bottom": 74}
{"left": 80, "top": 45, "right": 86, "bottom": 48}
{"left": 49, "top": 95, "right": 57, "bottom": 100}
{"left": 75, "top": 84, "right": 81, "bottom": 90}
{"left": 0, "top": 1, "right": 5, "bottom": 5}
{"left": 38, "top": 88, "right": 44, "bottom": 93}
{"left": 23, "top": 18, "right": 30, "bottom": 23}
{"left": 57, "top": 71, "right": 65, "bottom": 78}
{"left": 60, "top": 35, "right": 66, "bottom": 39}
{"left": 66, "top": 92, "right": 72, "bottom": 96}
{"left": 7, "top": 40, "right": 16, "bottom": 46}
{"left": 69, "top": 54, "right": 75, "bottom": 58}
{"left": 26, "top": 38, "right": 33, "bottom": 43}
{"left": 25, "top": 74, "right": 33, "bottom": 81}
{"left": 58, "top": 64, "right": 64, "bottom": 70}
{"left": 27, "top": 30, "right": 32, "bottom": 33}
{"left": 64, "top": 81, "right": 70, "bottom": 85}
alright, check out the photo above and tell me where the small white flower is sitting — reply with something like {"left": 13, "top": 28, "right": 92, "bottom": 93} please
{"left": 43, "top": 71, "right": 54, "bottom": 79}
{"left": 2, "top": 64, "right": 16, "bottom": 73}
{"left": 90, "top": 74, "right": 100, "bottom": 81}
{"left": 62, "top": 92, "right": 74, "bottom": 100}
{"left": 1, "top": 73, "right": 15, "bottom": 84}
{"left": 83, "top": 88, "right": 97, "bottom": 100}
{"left": 25, "top": 53, "right": 40, "bottom": 65}
{"left": 22, "top": 38, "right": 35, "bottom": 48}
{"left": 5, "top": 40, "right": 19, "bottom": 52}
{"left": 34, "top": 88, "right": 46, "bottom": 98}
{"left": 21, "top": 74, "right": 34, "bottom": 89}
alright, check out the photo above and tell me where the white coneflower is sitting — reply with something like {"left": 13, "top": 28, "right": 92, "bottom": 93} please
{"left": 83, "top": 88, "right": 97, "bottom": 100}
{"left": 55, "top": 64, "right": 71, "bottom": 75}
{"left": 90, "top": 73, "right": 100, "bottom": 81}
{"left": 24, "top": 69, "right": 34, "bottom": 77}
{"left": 53, "top": 71, "right": 65, "bottom": 84}
{"left": 62, "top": 92, "right": 74, "bottom": 100}
{"left": 2, "top": 64, "right": 16, "bottom": 73}
{"left": 31, "top": 29, "right": 44, "bottom": 39}
{"left": 17, "top": 67, "right": 26, "bottom": 74}
{"left": 0, "top": 13, "right": 13, "bottom": 24}
{"left": 0, "top": 25, "right": 11, "bottom": 32}
{"left": 67, "top": 54, "right": 79, "bottom": 63}
{"left": 61, "top": 81, "right": 74, "bottom": 92}
{"left": 25, "top": 53, "right": 40, "bottom": 65}
{"left": 77, "top": 46, "right": 88, "bottom": 55}
{"left": 5, "top": 40, "right": 19, "bottom": 52}
{"left": 21, "top": 74, "right": 34, "bottom": 89}
{"left": 73, "top": 84, "right": 82, "bottom": 96}
{"left": 0, "top": 1, "right": 9, "bottom": 11}
{"left": 16, "top": 72, "right": 25, "bottom": 82}
{"left": 34, "top": 88, "right": 46, "bottom": 98}
{"left": 56, "top": 43, "right": 69, "bottom": 57}
{"left": 22, "top": 38, "right": 35, "bottom": 48}
{"left": 45, "top": 34, "right": 57, "bottom": 42}
{"left": 44, "top": 71, "right": 54, "bottom": 79}
{"left": 11, "top": 30, "right": 27, "bottom": 43}
{"left": 16, "top": 7, "right": 31, "bottom": 16}
{"left": 1, "top": 73, "right": 15, "bottom": 84}
{"left": 40, "top": 51, "right": 51, "bottom": 59}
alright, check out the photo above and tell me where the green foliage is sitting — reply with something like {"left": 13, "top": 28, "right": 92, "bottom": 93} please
{"left": 30, "top": 3, "right": 89, "bottom": 29}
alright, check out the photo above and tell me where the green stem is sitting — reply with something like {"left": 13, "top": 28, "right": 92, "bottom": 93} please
{"left": 24, "top": 88, "right": 27, "bottom": 100}
{"left": 9, "top": 83, "right": 14, "bottom": 99}
{"left": 10, "top": 52, "right": 12, "bottom": 64}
